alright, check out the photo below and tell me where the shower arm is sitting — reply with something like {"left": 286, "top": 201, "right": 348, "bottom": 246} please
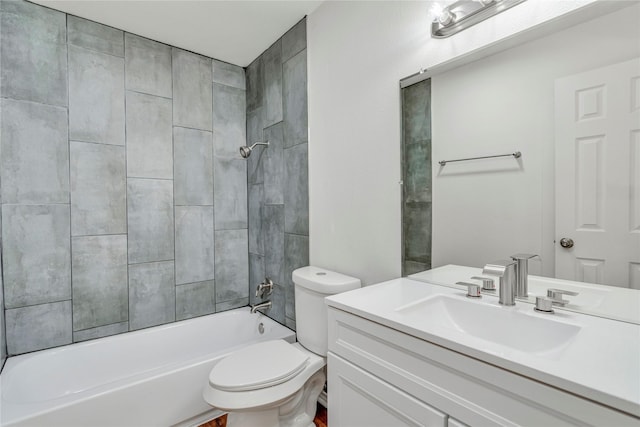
{"left": 250, "top": 141, "right": 269, "bottom": 149}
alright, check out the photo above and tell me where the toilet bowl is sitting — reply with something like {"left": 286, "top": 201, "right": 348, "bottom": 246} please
{"left": 203, "top": 266, "right": 361, "bottom": 427}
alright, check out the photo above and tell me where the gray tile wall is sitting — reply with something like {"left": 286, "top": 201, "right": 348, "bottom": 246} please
{"left": 246, "top": 19, "right": 309, "bottom": 327}
{"left": 401, "top": 79, "right": 432, "bottom": 275}
{"left": 0, "top": 1, "right": 250, "bottom": 355}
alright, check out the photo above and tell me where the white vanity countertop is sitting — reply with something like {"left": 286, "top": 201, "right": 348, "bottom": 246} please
{"left": 410, "top": 264, "right": 640, "bottom": 324}
{"left": 325, "top": 278, "right": 640, "bottom": 417}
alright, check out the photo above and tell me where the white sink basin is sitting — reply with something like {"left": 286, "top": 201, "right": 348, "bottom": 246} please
{"left": 395, "top": 294, "right": 581, "bottom": 354}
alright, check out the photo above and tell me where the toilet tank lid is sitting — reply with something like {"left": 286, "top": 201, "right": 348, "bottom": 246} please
{"left": 293, "top": 266, "right": 361, "bottom": 294}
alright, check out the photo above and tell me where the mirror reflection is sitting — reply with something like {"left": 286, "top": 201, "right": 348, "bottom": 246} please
{"left": 401, "top": 3, "right": 640, "bottom": 323}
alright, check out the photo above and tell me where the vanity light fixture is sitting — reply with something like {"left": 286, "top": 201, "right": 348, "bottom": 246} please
{"left": 431, "top": 0, "right": 527, "bottom": 38}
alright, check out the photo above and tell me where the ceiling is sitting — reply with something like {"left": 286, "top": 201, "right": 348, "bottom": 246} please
{"left": 31, "top": 0, "right": 323, "bottom": 67}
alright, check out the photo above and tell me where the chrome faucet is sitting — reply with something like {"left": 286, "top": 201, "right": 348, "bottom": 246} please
{"left": 510, "top": 253, "right": 539, "bottom": 298}
{"left": 250, "top": 300, "right": 272, "bottom": 314}
{"left": 483, "top": 260, "right": 517, "bottom": 306}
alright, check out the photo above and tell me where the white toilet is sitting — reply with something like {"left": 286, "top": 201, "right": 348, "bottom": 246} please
{"left": 203, "top": 266, "right": 361, "bottom": 427}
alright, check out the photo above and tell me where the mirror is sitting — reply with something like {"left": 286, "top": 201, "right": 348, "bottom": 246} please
{"left": 401, "top": 2, "right": 640, "bottom": 323}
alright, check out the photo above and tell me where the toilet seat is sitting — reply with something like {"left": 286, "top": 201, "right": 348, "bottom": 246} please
{"left": 203, "top": 341, "right": 326, "bottom": 412}
{"left": 209, "top": 340, "right": 310, "bottom": 392}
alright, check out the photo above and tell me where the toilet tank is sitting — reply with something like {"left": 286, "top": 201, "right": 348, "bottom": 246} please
{"left": 293, "top": 266, "right": 361, "bottom": 356}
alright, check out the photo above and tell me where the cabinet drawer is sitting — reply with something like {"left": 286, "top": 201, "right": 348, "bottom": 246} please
{"left": 328, "top": 353, "right": 446, "bottom": 427}
{"left": 328, "top": 307, "right": 638, "bottom": 427}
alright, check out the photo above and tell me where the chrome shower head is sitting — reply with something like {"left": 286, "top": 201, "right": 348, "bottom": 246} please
{"left": 239, "top": 141, "right": 269, "bottom": 159}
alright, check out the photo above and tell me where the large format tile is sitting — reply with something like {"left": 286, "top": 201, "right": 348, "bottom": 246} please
{"left": 403, "top": 140, "right": 432, "bottom": 204}
{"left": 403, "top": 202, "right": 431, "bottom": 264}
{"left": 263, "top": 40, "right": 283, "bottom": 127}
{"left": 127, "top": 179, "right": 174, "bottom": 264}
{"left": 67, "top": 15, "right": 123, "bottom": 57}
{"left": 266, "top": 284, "right": 285, "bottom": 324}
{"left": 282, "top": 18, "right": 306, "bottom": 62}
{"left": 216, "top": 297, "right": 248, "bottom": 312}
{"left": 126, "top": 91, "right": 173, "bottom": 179}
{"left": 247, "top": 108, "right": 265, "bottom": 185}
{"left": 125, "top": 33, "right": 172, "bottom": 98}
{"left": 129, "top": 261, "right": 175, "bottom": 330}
{"left": 72, "top": 235, "right": 128, "bottom": 331}
{"left": 176, "top": 280, "right": 215, "bottom": 321}
{"left": 6, "top": 301, "right": 72, "bottom": 355}
{"left": 1, "top": 99, "right": 69, "bottom": 204}
{"left": 70, "top": 141, "right": 126, "bottom": 236}
{"left": 263, "top": 204, "right": 284, "bottom": 286}
{"left": 214, "top": 229, "right": 249, "bottom": 303}
{"left": 245, "top": 56, "right": 263, "bottom": 113}
{"left": 284, "top": 143, "right": 309, "bottom": 235}
{"left": 248, "top": 183, "right": 264, "bottom": 255}
{"left": 249, "top": 253, "right": 265, "bottom": 306}
{"left": 213, "top": 83, "right": 246, "bottom": 159}
{"left": 213, "top": 158, "right": 247, "bottom": 230}
{"left": 283, "top": 50, "right": 308, "bottom": 148}
{"left": 2, "top": 204, "right": 71, "bottom": 308}
{"left": 173, "top": 127, "right": 213, "bottom": 206}
{"left": 73, "top": 321, "right": 129, "bottom": 343}
{"left": 212, "top": 59, "right": 245, "bottom": 90}
{"left": 69, "top": 45, "right": 125, "bottom": 145}
{"left": 402, "top": 78, "right": 431, "bottom": 144}
{"left": 172, "top": 49, "right": 212, "bottom": 131}
{"left": 0, "top": 0, "right": 67, "bottom": 106}
{"left": 284, "top": 233, "right": 308, "bottom": 320}
{"left": 263, "top": 123, "right": 284, "bottom": 204}
{"left": 175, "top": 206, "right": 215, "bottom": 285}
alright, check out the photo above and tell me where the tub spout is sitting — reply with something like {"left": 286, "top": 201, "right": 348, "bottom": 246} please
{"left": 250, "top": 301, "right": 272, "bottom": 314}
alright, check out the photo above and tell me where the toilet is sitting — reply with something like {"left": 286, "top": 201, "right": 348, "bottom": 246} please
{"left": 203, "top": 266, "right": 361, "bottom": 427}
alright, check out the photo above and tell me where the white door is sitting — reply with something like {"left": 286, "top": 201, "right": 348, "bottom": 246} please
{"left": 555, "top": 57, "right": 640, "bottom": 288}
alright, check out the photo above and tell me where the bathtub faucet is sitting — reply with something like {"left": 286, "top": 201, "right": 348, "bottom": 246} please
{"left": 250, "top": 301, "right": 272, "bottom": 314}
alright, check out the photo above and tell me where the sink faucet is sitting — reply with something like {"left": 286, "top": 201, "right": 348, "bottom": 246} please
{"left": 483, "top": 260, "right": 517, "bottom": 306}
{"left": 510, "top": 253, "right": 539, "bottom": 298}
{"left": 250, "top": 300, "right": 272, "bottom": 314}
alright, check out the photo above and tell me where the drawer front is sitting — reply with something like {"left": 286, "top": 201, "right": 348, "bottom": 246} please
{"left": 328, "top": 307, "right": 638, "bottom": 427}
{"left": 328, "top": 353, "right": 447, "bottom": 427}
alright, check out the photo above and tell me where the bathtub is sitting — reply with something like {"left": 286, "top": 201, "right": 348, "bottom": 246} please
{"left": 0, "top": 308, "right": 295, "bottom": 427}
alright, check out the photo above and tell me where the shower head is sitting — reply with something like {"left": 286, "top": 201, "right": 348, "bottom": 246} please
{"left": 239, "top": 141, "right": 269, "bottom": 158}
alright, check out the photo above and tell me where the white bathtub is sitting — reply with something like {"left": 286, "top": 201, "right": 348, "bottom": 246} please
{"left": 0, "top": 308, "right": 295, "bottom": 427}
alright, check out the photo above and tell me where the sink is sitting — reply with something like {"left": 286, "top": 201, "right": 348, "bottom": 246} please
{"left": 395, "top": 294, "right": 581, "bottom": 354}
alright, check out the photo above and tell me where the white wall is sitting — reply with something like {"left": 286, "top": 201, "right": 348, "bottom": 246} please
{"left": 306, "top": 0, "right": 622, "bottom": 286}
{"left": 432, "top": 4, "right": 640, "bottom": 276}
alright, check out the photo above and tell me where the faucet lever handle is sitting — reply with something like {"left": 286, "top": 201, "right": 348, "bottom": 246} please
{"left": 255, "top": 278, "right": 274, "bottom": 298}
{"left": 457, "top": 281, "right": 481, "bottom": 298}
{"left": 471, "top": 276, "right": 495, "bottom": 291}
{"left": 547, "top": 288, "right": 578, "bottom": 306}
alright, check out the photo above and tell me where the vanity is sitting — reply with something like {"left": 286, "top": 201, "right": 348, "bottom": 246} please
{"left": 325, "top": 278, "right": 640, "bottom": 426}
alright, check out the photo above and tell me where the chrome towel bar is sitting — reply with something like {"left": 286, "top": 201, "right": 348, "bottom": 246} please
{"left": 439, "top": 151, "right": 521, "bottom": 166}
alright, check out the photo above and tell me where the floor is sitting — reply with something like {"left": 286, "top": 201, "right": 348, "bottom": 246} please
{"left": 199, "top": 403, "right": 327, "bottom": 427}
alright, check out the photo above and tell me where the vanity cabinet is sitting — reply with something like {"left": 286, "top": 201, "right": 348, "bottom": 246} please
{"left": 327, "top": 307, "right": 638, "bottom": 427}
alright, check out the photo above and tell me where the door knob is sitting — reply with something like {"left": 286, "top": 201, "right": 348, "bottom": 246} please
{"left": 559, "top": 238, "right": 574, "bottom": 248}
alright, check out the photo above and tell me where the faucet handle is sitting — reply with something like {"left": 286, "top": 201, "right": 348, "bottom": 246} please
{"left": 471, "top": 276, "right": 495, "bottom": 291}
{"left": 547, "top": 288, "right": 578, "bottom": 306}
{"left": 534, "top": 296, "right": 555, "bottom": 313}
{"left": 255, "top": 278, "right": 274, "bottom": 298}
{"left": 457, "top": 282, "right": 481, "bottom": 298}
